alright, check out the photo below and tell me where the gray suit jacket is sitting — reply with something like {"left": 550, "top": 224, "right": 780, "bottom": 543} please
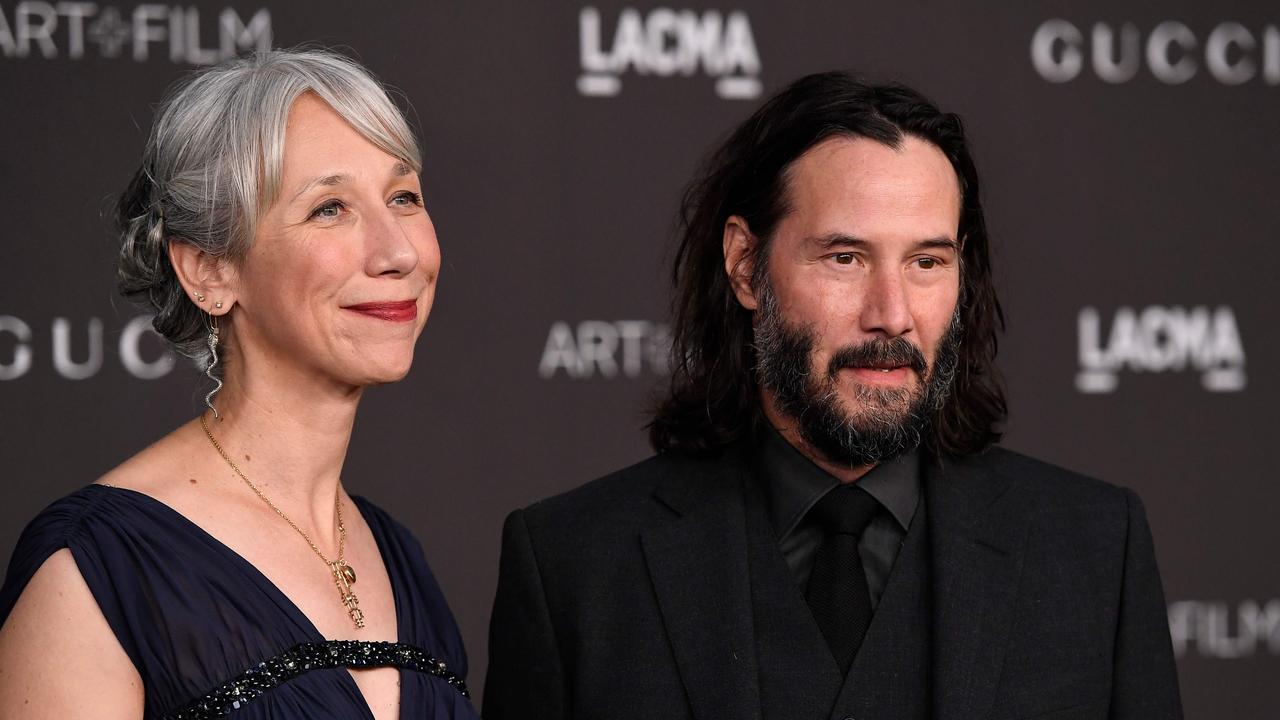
{"left": 484, "top": 446, "right": 1183, "bottom": 719}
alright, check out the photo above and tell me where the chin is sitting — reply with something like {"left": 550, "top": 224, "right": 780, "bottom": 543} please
{"left": 368, "top": 367, "right": 413, "bottom": 385}
{"left": 340, "top": 351, "right": 416, "bottom": 387}
{"left": 838, "top": 386, "right": 915, "bottom": 420}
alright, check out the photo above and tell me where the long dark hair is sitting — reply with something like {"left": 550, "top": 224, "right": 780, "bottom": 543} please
{"left": 648, "top": 71, "right": 1006, "bottom": 458}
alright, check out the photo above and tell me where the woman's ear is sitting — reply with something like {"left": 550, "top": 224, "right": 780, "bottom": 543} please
{"left": 168, "top": 241, "right": 237, "bottom": 316}
{"left": 723, "top": 215, "right": 760, "bottom": 310}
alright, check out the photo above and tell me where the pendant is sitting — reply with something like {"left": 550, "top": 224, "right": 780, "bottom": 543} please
{"left": 330, "top": 561, "right": 366, "bottom": 629}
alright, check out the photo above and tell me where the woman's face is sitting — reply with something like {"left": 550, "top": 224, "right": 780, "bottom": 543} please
{"left": 229, "top": 93, "right": 440, "bottom": 388}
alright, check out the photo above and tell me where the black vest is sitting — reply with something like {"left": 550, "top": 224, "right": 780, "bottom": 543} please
{"left": 746, "top": 477, "right": 931, "bottom": 719}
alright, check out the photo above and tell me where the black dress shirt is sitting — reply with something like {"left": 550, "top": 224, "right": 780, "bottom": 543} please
{"left": 755, "top": 425, "right": 920, "bottom": 609}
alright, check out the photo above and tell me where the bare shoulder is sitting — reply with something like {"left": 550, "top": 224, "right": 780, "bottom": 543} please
{"left": 0, "top": 549, "right": 143, "bottom": 719}
{"left": 93, "top": 418, "right": 258, "bottom": 547}
{"left": 96, "top": 418, "right": 208, "bottom": 503}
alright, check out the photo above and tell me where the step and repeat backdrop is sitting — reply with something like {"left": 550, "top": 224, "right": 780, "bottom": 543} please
{"left": 0, "top": 1, "right": 1275, "bottom": 715}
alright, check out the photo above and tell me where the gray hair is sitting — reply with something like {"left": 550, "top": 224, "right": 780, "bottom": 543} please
{"left": 116, "top": 48, "right": 421, "bottom": 368}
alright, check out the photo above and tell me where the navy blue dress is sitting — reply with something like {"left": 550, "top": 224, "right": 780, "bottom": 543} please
{"left": 0, "top": 485, "right": 479, "bottom": 719}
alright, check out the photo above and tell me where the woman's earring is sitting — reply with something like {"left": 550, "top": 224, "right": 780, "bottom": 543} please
{"left": 204, "top": 312, "right": 223, "bottom": 419}
{"left": 195, "top": 292, "right": 206, "bottom": 303}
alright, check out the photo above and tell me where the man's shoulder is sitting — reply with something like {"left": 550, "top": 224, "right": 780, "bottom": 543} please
{"left": 972, "top": 445, "right": 1115, "bottom": 490}
{"left": 962, "top": 445, "right": 1139, "bottom": 527}
{"left": 515, "top": 451, "right": 732, "bottom": 536}
{"left": 527, "top": 450, "right": 731, "bottom": 512}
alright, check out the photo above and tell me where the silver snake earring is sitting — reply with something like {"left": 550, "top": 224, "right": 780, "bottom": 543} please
{"left": 204, "top": 311, "right": 223, "bottom": 418}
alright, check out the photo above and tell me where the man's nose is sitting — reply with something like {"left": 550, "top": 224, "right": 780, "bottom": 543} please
{"left": 859, "top": 269, "right": 913, "bottom": 337}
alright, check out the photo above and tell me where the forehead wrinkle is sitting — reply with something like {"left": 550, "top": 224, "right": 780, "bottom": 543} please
{"left": 916, "top": 237, "right": 959, "bottom": 251}
{"left": 291, "top": 173, "right": 348, "bottom": 202}
{"left": 288, "top": 160, "right": 414, "bottom": 206}
{"left": 788, "top": 142, "right": 960, "bottom": 240}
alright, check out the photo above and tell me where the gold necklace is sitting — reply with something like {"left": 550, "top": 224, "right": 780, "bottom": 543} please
{"left": 200, "top": 413, "right": 366, "bottom": 629}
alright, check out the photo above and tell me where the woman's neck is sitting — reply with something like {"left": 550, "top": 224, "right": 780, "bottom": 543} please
{"left": 198, "top": 355, "right": 364, "bottom": 536}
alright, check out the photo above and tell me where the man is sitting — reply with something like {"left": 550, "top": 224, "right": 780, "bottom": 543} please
{"left": 485, "top": 72, "right": 1182, "bottom": 719}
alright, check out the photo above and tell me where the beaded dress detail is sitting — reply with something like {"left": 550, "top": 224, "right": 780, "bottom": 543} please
{"left": 166, "top": 641, "right": 468, "bottom": 719}
{"left": 0, "top": 485, "right": 478, "bottom": 719}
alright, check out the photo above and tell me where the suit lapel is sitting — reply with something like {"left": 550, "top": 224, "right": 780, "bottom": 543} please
{"left": 927, "top": 452, "right": 1035, "bottom": 720}
{"left": 641, "top": 457, "right": 762, "bottom": 720}
{"left": 742, "top": 474, "right": 844, "bottom": 719}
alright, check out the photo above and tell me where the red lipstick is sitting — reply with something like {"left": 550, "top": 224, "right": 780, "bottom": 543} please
{"left": 343, "top": 300, "right": 417, "bottom": 322}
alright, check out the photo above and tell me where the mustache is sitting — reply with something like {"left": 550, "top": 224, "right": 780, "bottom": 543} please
{"left": 827, "top": 337, "right": 928, "bottom": 377}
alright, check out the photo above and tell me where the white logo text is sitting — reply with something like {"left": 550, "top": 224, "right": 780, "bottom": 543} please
{"left": 0, "top": 3, "right": 271, "bottom": 63}
{"left": 0, "top": 315, "right": 175, "bottom": 380}
{"left": 1169, "top": 599, "right": 1280, "bottom": 658}
{"left": 1076, "top": 305, "right": 1245, "bottom": 393}
{"left": 1032, "top": 19, "right": 1280, "bottom": 85}
{"left": 578, "top": 6, "right": 761, "bottom": 99}
{"left": 539, "top": 320, "right": 670, "bottom": 379}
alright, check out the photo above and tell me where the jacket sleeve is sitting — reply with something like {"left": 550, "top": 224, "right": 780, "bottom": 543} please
{"left": 1109, "top": 488, "right": 1183, "bottom": 719}
{"left": 484, "top": 508, "right": 568, "bottom": 720}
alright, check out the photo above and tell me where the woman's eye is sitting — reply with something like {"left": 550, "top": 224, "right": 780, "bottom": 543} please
{"left": 391, "top": 191, "right": 423, "bottom": 207}
{"left": 310, "top": 201, "right": 343, "bottom": 220}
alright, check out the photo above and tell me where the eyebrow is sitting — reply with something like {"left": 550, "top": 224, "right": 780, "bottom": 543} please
{"left": 291, "top": 162, "right": 416, "bottom": 202}
{"left": 809, "top": 232, "right": 959, "bottom": 253}
{"left": 292, "top": 173, "right": 349, "bottom": 202}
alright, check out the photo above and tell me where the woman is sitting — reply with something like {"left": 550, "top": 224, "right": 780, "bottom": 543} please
{"left": 0, "top": 49, "right": 476, "bottom": 719}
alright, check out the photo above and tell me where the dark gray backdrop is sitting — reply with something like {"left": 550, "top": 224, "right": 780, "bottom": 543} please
{"left": 1, "top": 1, "right": 1275, "bottom": 716}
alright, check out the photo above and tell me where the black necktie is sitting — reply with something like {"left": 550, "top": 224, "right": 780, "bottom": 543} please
{"left": 805, "top": 484, "right": 881, "bottom": 675}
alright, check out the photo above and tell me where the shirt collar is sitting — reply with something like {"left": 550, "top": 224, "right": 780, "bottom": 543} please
{"left": 754, "top": 423, "right": 920, "bottom": 540}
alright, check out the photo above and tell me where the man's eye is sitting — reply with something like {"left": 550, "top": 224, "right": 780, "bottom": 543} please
{"left": 916, "top": 257, "right": 938, "bottom": 270}
{"left": 834, "top": 253, "right": 855, "bottom": 265}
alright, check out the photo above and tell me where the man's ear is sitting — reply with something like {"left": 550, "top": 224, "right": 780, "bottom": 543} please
{"left": 168, "top": 241, "right": 237, "bottom": 317}
{"left": 723, "top": 215, "right": 760, "bottom": 310}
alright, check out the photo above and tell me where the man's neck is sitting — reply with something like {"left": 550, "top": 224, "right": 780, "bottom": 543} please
{"left": 759, "top": 391, "right": 874, "bottom": 484}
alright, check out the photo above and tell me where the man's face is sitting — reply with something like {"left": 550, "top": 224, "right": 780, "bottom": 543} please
{"left": 737, "top": 135, "right": 964, "bottom": 467}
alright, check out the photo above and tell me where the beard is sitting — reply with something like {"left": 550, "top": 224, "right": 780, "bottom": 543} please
{"left": 753, "top": 280, "right": 963, "bottom": 467}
